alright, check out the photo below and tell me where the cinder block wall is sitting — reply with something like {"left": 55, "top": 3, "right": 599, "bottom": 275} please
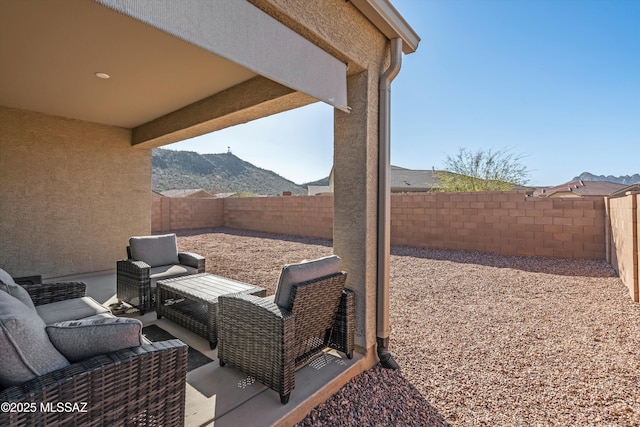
{"left": 152, "top": 197, "right": 224, "bottom": 232}
{"left": 223, "top": 195, "right": 334, "bottom": 239}
{"left": 154, "top": 191, "right": 609, "bottom": 261}
{"left": 391, "top": 191, "right": 606, "bottom": 259}
{"left": 607, "top": 193, "right": 639, "bottom": 301}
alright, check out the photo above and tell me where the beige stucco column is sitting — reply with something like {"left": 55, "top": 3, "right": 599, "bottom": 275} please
{"left": 333, "top": 71, "right": 379, "bottom": 358}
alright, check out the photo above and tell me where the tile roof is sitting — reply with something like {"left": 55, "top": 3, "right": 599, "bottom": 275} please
{"left": 533, "top": 180, "right": 627, "bottom": 197}
{"left": 390, "top": 166, "right": 444, "bottom": 191}
{"left": 608, "top": 184, "right": 640, "bottom": 198}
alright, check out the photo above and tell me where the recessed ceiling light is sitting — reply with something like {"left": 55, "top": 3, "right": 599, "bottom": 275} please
{"left": 95, "top": 72, "right": 110, "bottom": 79}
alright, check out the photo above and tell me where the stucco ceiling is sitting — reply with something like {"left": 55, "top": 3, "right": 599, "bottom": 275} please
{"left": 0, "top": 0, "right": 257, "bottom": 128}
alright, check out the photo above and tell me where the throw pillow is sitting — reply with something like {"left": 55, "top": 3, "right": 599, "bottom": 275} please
{"left": 0, "top": 267, "right": 36, "bottom": 311}
{"left": 0, "top": 291, "right": 70, "bottom": 388}
{"left": 46, "top": 317, "right": 145, "bottom": 362}
{"left": 274, "top": 255, "right": 341, "bottom": 310}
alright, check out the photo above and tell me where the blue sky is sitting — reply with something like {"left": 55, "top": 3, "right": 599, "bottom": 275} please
{"left": 167, "top": 0, "right": 640, "bottom": 187}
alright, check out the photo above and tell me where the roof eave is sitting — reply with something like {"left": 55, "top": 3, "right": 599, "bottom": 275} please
{"left": 350, "top": 0, "right": 420, "bottom": 54}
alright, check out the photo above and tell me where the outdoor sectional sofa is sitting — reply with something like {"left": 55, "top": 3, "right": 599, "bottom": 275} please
{"left": 0, "top": 270, "right": 187, "bottom": 427}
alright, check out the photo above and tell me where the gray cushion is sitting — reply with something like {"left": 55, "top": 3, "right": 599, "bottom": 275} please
{"left": 0, "top": 267, "right": 36, "bottom": 312}
{"left": 129, "top": 234, "right": 180, "bottom": 267}
{"left": 46, "top": 317, "right": 144, "bottom": 362}
{"left": 0, "top": 291, "right": 69, "bottom": 388}
{"left": 36, "top": 296, "right": 111, "bottom": 325}
{"left": 80, "top": 313, "right": 117, "bottom": 322}
{"left": 0, "top": 267, "right": 15, "bottom": 287}
{"left": 274, "top": 255, "right": 341, "bottom": 310}
{"left": 149, "top": 264, "right": 198, "bottom": 287}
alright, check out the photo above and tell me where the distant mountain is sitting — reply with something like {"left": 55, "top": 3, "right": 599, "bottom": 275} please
{"left": 152, "top": 149, "right": 306, "bottom": 196}
{"left": 572, "top": 172, "right": 640, "bottom": 186}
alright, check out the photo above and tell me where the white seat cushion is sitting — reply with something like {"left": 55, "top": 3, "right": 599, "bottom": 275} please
{"left": 149, "top": 264, "right": 198, "bottom": 287}
{"left": 79, "top": 313, "right": 115, "bottom": 322}
{"left": 36, "top": 296, "right": 111, "bottom": 325}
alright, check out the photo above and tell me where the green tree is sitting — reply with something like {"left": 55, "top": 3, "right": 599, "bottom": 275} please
{"left": 435, "top": 147, "right": 530, "bottom": 192}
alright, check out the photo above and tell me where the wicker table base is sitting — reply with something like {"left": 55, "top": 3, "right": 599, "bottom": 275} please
{"left": 156, "top": 273, "right": 266, "bottom": 349}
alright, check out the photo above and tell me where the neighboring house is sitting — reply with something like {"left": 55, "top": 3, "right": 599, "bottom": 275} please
{"left": 533, "top": 180, "right": 628, "bottom": 198}
{"left": 213, "top": 192, "right": 237, "bottom": 199}
{"left": 608, "top": 184, "right": 640, "bottom": 198}
{"left": 308, "top": 185, "right": 331, "bottom": 195}
{"left": 390, "top": 166, "right": 445, "bottom": 192}
{"left": 160, "top": 189, "right": 215, "bottom": 198}
{"left": 327, "top": 165, "right": 446, "bottom": 193}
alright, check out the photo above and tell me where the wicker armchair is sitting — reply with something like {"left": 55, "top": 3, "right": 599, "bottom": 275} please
{"left": 117, "top": 234, "right": 205, "bottom": 314}
{"left": 0, "top": 278, "right": 188, "bottom": 427}
{"left": 218, "top": 268, "right": 354, "bottom": 404}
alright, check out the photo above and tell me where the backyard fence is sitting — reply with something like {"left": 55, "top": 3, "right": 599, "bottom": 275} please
{"left": 153, "top": 197, "right": 224, "bottom": 232}
{"left": 390, "top": 191, "right": 605, "bottom": 259}
{"left": 606, "top": 192, "right": 640, "bottom": 302}
{"left": 152, "top": 190, "right": 639, "bottom": 301}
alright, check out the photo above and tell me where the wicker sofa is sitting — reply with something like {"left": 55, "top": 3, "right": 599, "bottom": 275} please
{"left": 217, "top": 256, "right": 355, "bottom": 404}
{"left": 117, "top": 233, "right": 205, "bottom": 314}
{"left": 0, "top": 272, "right": 187, "bottom": 427}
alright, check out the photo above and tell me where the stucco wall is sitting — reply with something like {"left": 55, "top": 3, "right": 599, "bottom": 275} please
{"left": 0, "top": 107, "right": 150, "bottom": 278}
{"left": 607, "top": 193, "right": 639, "bottom": 301}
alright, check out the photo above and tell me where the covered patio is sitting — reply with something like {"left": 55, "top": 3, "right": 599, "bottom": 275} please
{"left": 1, "top": 0, "right": 420, "bottom": 425}
{"left": 53, "top": 271, "right": 363, "bottom": 427}
{"left": 48, "top": 228, "right": 359, "bottom": 425}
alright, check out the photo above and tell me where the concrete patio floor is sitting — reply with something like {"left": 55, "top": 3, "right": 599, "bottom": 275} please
{"left": 50, "top": 270, "right": 364, "bottom": 427}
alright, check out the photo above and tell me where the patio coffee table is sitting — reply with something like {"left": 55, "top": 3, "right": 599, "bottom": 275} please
{"left": 156, "top": 273, "right": 266, "bottom": 349}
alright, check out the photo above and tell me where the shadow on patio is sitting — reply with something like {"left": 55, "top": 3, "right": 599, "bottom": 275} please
{"left": 52, "top": 269, "right": 364, "bottom": 427}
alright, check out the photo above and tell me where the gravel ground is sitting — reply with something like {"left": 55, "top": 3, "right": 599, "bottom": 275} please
{"left": 177, "top": 228, "right": 640, "bottom": 426}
